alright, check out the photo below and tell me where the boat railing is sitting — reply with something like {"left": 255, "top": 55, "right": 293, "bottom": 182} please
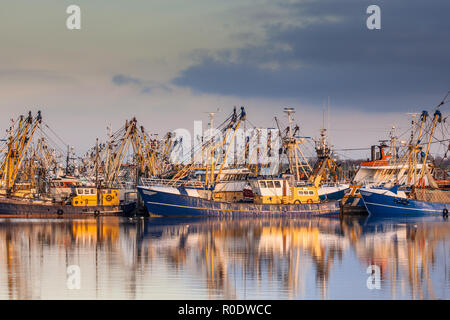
{"left": 112, "top": 181, "right": 137, "bottom": 190}
{"left": 139, "top": 177, "right": 205, "bottom": 188}
{"left": 321, "top": 182, "right": 340, "bottom": 187}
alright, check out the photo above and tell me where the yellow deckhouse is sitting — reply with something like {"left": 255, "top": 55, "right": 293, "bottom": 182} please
{"left": 250, "top": 178, "right": 320, "bottom": 205}
{"left": 71, "top": 187, "right": 120, "bottom": 207}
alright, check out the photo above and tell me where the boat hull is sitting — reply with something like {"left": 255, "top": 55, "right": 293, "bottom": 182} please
{"left": 318, "top": 187, "right": 349, "bottom": 201}
{"left": 0, "top": 198, "right": 128, "bottom": 217}
{"left": 138, "top": 186, "right": 340, "bottom": 217}
{"left": 360, "top": 189, "right": 448, "bottom": 218}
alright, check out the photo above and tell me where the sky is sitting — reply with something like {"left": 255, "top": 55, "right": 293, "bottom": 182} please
{"left": 0, "top": 0, "right": 449, "bottom": 159}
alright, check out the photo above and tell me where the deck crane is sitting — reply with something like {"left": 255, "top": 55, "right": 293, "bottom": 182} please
{"left": 308, "top": 128, "right": 340, "bottom": 187}
{"left": 0, "top": 111, "right": 42, "bottom": 195}
{"left": 85, "top": 117, "right": 170, "bottom": 188}
{"left": 22, "top": 137, "right": 60, "bottom": 188}
{"left": 168, "top": 107, "right": 247, "bottom": 187}
{"left": 274, "top": 108, "right": 312, "bottom": 181}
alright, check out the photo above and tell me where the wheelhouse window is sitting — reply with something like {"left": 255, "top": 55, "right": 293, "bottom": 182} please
{"left": 274, "top": 181, "right": 281, "bottom": 188}
{"left": 259, "top": 181, "right": 267, "bottom": 188}
{"left": 267, "top": 181, "right": 274, "bottom": 188}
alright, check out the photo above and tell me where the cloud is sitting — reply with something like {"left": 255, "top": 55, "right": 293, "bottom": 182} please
{"left": 172, "top": 0, "right": 450, "bottom": 111}
{"left": 112, "top": 74, "right": 143, "bottom": 86}
{"left": 112, "top": 74, "right": 171, "bottom": 94}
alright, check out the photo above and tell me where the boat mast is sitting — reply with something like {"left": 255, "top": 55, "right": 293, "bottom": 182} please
{"left": 95, "top": 138, "right": 99, "bottom": 187}
{"left": 5, "top": 118, "right": 15, "bottom": 194}
{"left": 282, "top": 107, "right": 312, "bottom": 181}
{"left": 256, "top": 128, "right": 260, "bottom": 175}
{"left": 205, "top": 111, "right": 216, "bottom": 188}
{"left": 212, "top": 107, "right": 237, "bottom": 179}
{"left": 105, "top": 124, "right": 112, "bottom": 181}
{"left": 415, "top": 111, "right": 428, "bottom": 185}
{"left": 406, "top": 113, "right": 418, "bottom": 184}
{"left": 284, "top": 107, "right": 300, "bottom": 180}
{"left": 215, "top": 107, "right": 246, "bottom": 183}
{"left": 65, "top": 145, "right": 70, "bottom": 175}
{"left": 389, "top": 126, "right": 397, "bottom": 162}
{"left": 417, "top": 109, "right": 442, "bottom": 187}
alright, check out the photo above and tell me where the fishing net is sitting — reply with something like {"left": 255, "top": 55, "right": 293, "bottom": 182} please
{"left": 413, "top": 188, "right": 450, "bottom": 203}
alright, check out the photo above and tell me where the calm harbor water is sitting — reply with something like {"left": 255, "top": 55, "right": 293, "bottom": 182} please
{"left": 0, "top": 215, "right": 449, "bottom": 300}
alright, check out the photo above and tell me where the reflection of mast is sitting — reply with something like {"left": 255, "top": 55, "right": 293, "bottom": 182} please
{"left": 406, "top": 226, "right": 436, "bottom": 299}
{"left": 310, "top": 242, "right": 338, "bottom": 299}
{"left": 202, "top": 227, "right": 236, "bottom": 299}
{"left": 6, "top": 233, "right": 13, "bottom": 299}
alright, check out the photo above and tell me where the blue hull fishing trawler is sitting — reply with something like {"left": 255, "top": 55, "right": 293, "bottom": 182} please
{"left": 360, "top": 186, "right": 449, "bottom": 218}
{"left": 137, "top": 184, "right": 340, "bottom": 217}
{"left": 340, "top": 127, "right": 427, "bottom": 215}
{"left": 138, "top": 107, "right": 342, "bottom": 217}
{"left": 360, "top": 101, "right": 450, "bottom": 218}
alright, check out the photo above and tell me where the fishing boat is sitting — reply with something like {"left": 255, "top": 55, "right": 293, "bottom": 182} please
{"left": 137, "top": 107, "right": 340, "bottom": 217}
{"left": 0, "top": 111, "right": 131, "bottom": 217}
{"left": 360, "top": 105, "right": 450, "bottom": 218}
{"left": 0, "top": 180, "right": 126, "bottom": 216}
{"left": 48, "top": 176, "right": 84, "bottom": 201}
{"left": 341, "top": 120, "right": 430, "bottom": 215}
{"left": 310, "top": 127, "right": 349, "bottom": 200}
{"left": 137, "top": 178, "right": 339, "bottom": 217}
{"left": 360, "top": 185, "right": 449, "bottom": 218}
{"left": 340, "top": 142, "right": 399, "bottom": 214}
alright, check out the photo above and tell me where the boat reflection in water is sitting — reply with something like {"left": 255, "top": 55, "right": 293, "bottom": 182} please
{"left": 0, "top": 215, "right": 448, "bottom": 299}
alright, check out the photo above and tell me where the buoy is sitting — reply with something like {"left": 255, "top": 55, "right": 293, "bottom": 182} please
{"left": 443, "top": 208, "right": 448, "bottom": 218}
